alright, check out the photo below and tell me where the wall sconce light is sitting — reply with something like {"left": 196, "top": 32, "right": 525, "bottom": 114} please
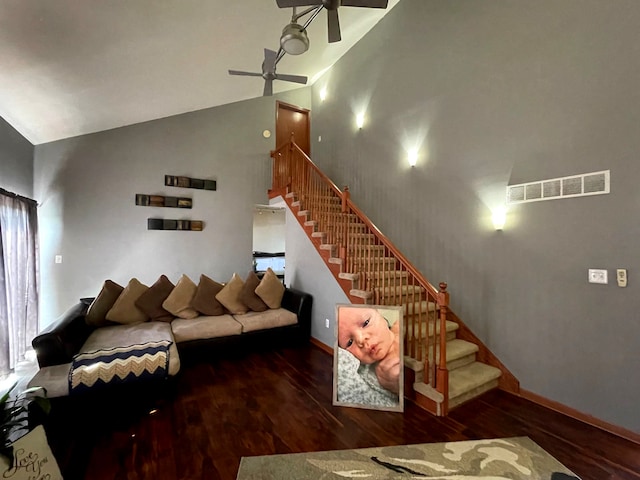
{"left": 356, "top": 112, "right": 365, "bottom": 129}
{"left": 492, "top": 207, "right": 506, "bottom": 231}
{"left": 408, "top": 149, "right": 418, "bottom": 167}
{"left": 319, "top": 86, "right": 327, "bottom": 101}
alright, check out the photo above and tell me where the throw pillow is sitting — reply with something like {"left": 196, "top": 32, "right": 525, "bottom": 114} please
{"left": 105, "top": 278, "right": 149, "bottom": 325}
{"left": 255, "top": 268, "right": 285, "bottom": 309}
{"left": 239, "top": 271, "right": 269, "bottom": 312}
{"left": 162, "top": 274, "right": 199, "bottom": 319}
{"left": 191, "top": 274, "right": 226, "bottom": 316}
{"left": 85, "top": 280, "right": 124, "bottom": 327}
{"left": 135, "top": 275, "right": 175, "bottom": 322}
{"left": 215, "top": 273, "right": 249, "bottom": 315}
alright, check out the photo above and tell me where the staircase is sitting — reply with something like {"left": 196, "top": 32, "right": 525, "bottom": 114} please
{"left": 270, "top": 139, "right": 518, "bottom": 416}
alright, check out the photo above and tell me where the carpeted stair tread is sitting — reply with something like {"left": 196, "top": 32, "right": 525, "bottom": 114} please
{"left": 403, "top": 300, "right": 437, "bottom": 316}
{"left": 350, "top": 289, "right": 372, "bottom": 300}
{"left": 405, "top": 319, "right": 458, "bottom": 339}
{"left": 338, "top": 272, "right": 359, "bottom": 281}
{"left": 441, "top": 339, "right": 479, "bottom": 367}
{"left": 448, "top": 362, "right": 501, "bottom": 407}
{"left": 374, "top": 285, "right": 424, "bottom": 296}
{"left": 405, "top": 339, "right": 477, "bottom": 372}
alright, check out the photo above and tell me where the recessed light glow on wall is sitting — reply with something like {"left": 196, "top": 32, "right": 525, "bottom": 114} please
{"left": 356, "top": 112, "right": 365, "bottom": 129}
{"left": 319, "top": 86, "right": 327, "bottom": 101}
{"left": 492, "top": 207, "right": 507, "bottom": 230}
{"left": 408, "top": 148, "right": 418, "bottom": 167}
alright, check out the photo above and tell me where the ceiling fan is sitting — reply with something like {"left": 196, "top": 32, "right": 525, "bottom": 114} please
{"left": 276, "top": 0, "right": 389, "bottom": 43}
{"left": 228, "top": 48, "right": 308, "bottom": 96}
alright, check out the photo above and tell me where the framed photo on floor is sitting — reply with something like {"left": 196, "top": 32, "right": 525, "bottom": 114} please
{"left": 333, "top": 304, "right": 404, "bottom": 412}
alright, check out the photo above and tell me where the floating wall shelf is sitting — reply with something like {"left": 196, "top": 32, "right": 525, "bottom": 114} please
{"left": 165, "top": 175, "right": 216, "bottom": 191}
{"left": 147, "top": 219, "right": 203, "bottom": 231}
{"left": 136, "top": 194, "right": 192, "bottom": 208}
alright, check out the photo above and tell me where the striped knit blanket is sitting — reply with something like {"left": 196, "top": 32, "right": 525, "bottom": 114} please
{"left": 69, "top": 340, "right": 172, "bottom": 394}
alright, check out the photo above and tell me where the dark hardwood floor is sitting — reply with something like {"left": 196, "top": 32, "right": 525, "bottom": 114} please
{"left": 46, "top": 344, "right": 639, "bottom": 480}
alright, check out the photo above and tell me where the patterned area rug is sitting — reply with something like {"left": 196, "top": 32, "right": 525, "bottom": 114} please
{"left": 236, "top": 437, "right": 581, "bottom": 479}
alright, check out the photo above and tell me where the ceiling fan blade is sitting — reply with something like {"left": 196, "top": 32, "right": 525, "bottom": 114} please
{"left": 275, "top": 74, "right": 308, "bottom": 84}
{"left": 228, "top": 70, "right": 263, "bottom": 77}
{"left": 341, "top": 0, "right": 388, "bottom": 7}
{"left": 276, "top": 0, "right": 321, "bottom": 7}
{"left": 263, "top": 49, "right": 278, "bottom": 74}
{"left": 327, "top": 8, "right": 341, "bottom": 43}
{"left": 263, "top": 78, "right": 274, "bottom": 96}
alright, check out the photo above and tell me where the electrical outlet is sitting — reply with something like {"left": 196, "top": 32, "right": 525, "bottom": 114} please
{"left": 588, "top": 269, "right": 608, "bottom": 284}
{"left": 54, "top": 255, "right": 63, "bottom": 264}
{"left": 616, "top": 268, "right": 627, "bottom": 287}
{"left": 325, "top": 318, "right": 330, "bottom": 328}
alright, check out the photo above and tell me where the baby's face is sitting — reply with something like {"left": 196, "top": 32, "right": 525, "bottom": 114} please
{"left": 338, "top": 307, "right": 393, "bottom": 364}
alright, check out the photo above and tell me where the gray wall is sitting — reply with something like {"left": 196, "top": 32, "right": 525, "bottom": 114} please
{"left": 284, "top": 206, "right": 349, "bottom": 346}
{"left": 0, "top": 116, "right": 34, "bottom": 198}
{"left": 310, "top": 0, "right": 640, "bottom": 433}
{"left": 34, "top": 89, "right": 311, "bottom": 327}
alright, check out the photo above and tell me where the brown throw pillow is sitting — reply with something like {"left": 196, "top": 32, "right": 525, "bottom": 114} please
{"left": 191, "top": 274, "right": 226, "bottom": 316}
{"left": 162, "top": 274, "right": 199, "bottom": 319}
{"left": 135, "top": 275, "right": 175, "bottom": 322}
{"left": 255, "top": 268, "right": 285, "bottom": 309}
{"left": 105, "top": 278, "right": 150, "bottom": 325}
{"left": 86, "top": 280, "right": 123, "bottom": 327}
{"left": 215, "top": 273, "right": 249, "bottom": 315}
{"left": 239, "top": 271, "right": 269, "bottom": 312}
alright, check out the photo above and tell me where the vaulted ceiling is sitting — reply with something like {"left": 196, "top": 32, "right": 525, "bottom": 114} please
{"left": 0, "top": 0, "right": 399, "bottom": 145}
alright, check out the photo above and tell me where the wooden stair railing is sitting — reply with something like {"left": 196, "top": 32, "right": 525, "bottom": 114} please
{"left": 270, "top": 138, "right": 452, "bottom": 414}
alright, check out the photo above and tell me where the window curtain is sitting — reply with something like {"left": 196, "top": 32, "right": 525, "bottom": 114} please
{"left": 0, "top": 189, "right": 39, "bottom": 379}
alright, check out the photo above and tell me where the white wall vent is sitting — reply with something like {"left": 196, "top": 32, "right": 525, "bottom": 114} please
{"left": 507, "top": 170, "right": 609, "bottom": 204}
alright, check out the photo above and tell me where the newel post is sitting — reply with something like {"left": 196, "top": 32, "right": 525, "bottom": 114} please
{"left": 339, "top": 186, "right": 350, "bottom": 260}
{"left": 436, "top": 281, "right": 450, "bottom": 415}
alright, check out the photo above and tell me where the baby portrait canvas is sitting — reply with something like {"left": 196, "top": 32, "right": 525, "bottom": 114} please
{"left": 333, "top": 304, "right": 404, "bottom": 412}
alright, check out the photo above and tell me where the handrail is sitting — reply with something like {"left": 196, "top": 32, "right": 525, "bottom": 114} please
{"left": 270, "top": 139, "right": 451, "bottom": 413}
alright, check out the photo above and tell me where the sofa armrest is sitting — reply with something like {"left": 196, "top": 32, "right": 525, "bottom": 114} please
{"left": 281, "top": 288, "right": 313, "bottom": 339}
{"left": 32, "top": 301, "right": 94, "bottom": 368}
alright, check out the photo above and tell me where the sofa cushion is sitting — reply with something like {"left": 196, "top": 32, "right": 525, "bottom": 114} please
{"left": 86, "top": 280, "right": 123, "bottom": 327}
{"left": 239, "top": 271, "right": 269, "bottom": 312}
{"left": 135, "top": 275, "right": 175, "bottom": 322}
{"left": 105, "top": 278, "right": 149, "bottom": 325}
{"left": 233, "top": 308, "right": 297, "bottom": 333}
{"left": 215, "top": 273, "right": 248, "bottom": 314}
{"left": 162, "top": 274, "right": 199, "bottom": 319}
{"left": 171, "top": 315, "right": 242, "bottom": 343}
{"left": 191, "top": 274, "right": 226, "bottom": 316}
{"left": 255, "top": 268, "right": 285, "bottom": 309}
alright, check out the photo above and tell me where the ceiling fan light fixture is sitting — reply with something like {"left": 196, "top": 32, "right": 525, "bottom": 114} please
{"left": 280, "top": 23, "right": 309, "bottom": 55}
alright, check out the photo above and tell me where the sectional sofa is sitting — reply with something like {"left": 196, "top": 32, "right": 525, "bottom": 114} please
{"left": 28, "top": 270, "right": 313, "bottom": 398}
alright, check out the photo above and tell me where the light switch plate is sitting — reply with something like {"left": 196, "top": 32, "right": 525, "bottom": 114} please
{"left": 588, "top": 269, "right": 608, "bottom": 284}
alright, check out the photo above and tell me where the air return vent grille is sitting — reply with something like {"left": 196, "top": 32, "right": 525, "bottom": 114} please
{"left": 507, "top": 170, "right": 609, "bottom": 204}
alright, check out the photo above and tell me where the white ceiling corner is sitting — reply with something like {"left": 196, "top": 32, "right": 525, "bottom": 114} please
{"left": 0, "top": 0, "right": 400, "bottom": 145}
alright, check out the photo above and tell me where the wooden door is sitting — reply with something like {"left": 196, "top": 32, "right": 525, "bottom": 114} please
{"left": 276, "top": 101, "right": 310, "bottom": 156}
